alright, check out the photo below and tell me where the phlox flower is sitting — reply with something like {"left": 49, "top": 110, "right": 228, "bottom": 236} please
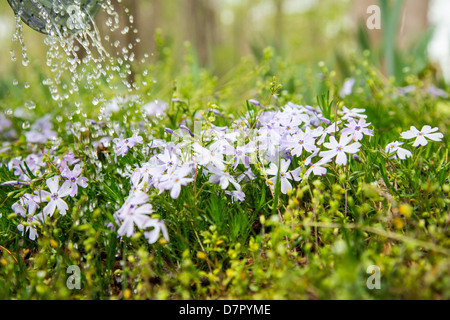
{"left": 144, "top": 219, "right": 170, "bottom": 244}
{"left": 158, "top": 164, "right": 194, "bottom": 199}
{"left": 400, "top": 125, "right": 444, "bottom": 147}
{"left": 341, "top": 106, "right": 367, "bottom": 120}
{"left": 56, "top": 152, "right": 79, "bottom": 169}
{"left": 113, "top": 134, "right": 143, "bottom": 157}
{"left": 305, "top": 158, "right": 331, "bottom": 179}
{"left": 12, "top": 194, "right": 40, "bottom": 217}
{"left": 283, "top": 130, "right": 318, "bottom": 157}
{"left": 116, "top": 191, "right": 149, "bottom": 217}
{"left": 225, "top": 190, "right": 246, "bottom": 203}
{"left": 193, "top": 143, "right": 225, "bottom": 171}
{"left": 61, "top": 164, "right": 88, "bottom": 197}
{"left": 319, "top": 135, "right": 361, "bottom": 166}
{"left": 316, "top": 121, "right": 341, "bottom": 145}
{"left": 208, "top": 130, "right": 240, "bottom": 153}
{"left": 340, "top": 78, "right": 355, "bottom": 98}
{"left": 25, "top": 115, "right": 57, "bottom": 144}
{"left": 208, "top": 166, "right": 241, "bottom": 191}
{"left": 341, "top": 118, "right": 373, "bottom": 142}
{"left": 37, "top": 176, "right": 72, "bottom": 217}
{"left": 265, "top": 159, "right": 300, "bottom": 195}
{"left": 131, "top": 161, "right": 165, "bottom": 188}
{"left": 10, "top": 154, "right": 43, "bottom": 181}
{"left": 17, "top": 213, "right": 44, "bottom": 241}
{"left": 117, "top": 202, "right": 154, "bottom": 238}
{"left": 227, "top": 142, "right": 256, "bottom": 169}
{"left": 385, "top": 141, "right": 412, "bottom": 160}
{"left": 156, "top": 145, "right": 180, "bottom": 171}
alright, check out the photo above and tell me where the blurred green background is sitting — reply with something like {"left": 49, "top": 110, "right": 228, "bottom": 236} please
{"left": 0, "top": 0, "right": 447, "bottom": 84}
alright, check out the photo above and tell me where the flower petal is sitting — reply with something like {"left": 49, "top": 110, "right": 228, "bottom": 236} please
{"left": 46, "top": 177, "right": 60, "bottom": 194}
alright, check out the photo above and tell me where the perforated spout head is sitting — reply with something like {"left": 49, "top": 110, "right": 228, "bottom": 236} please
{"left": 7, "top": 0, "right": 101, "bottom": 35}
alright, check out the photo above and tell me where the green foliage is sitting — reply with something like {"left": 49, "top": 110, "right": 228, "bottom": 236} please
{"left": 0, "top": 24, "right": 449, "bottom": 301}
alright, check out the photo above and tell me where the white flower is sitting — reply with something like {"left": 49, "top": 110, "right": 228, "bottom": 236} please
{"left": 193, "top": 143, "right": 225, "bottom": 171}
{"left": 316, "top": 121, "right": 341, "bottom": 145}
{"left": 156, "top": 146, "right": 180, "bottom": 171}
{"left": 158, "top": 164, "right": 194, "bottom": 199}
{"left": 37, "top": 176, "right": 72, "bottom": 217}
{"left": 208, "top": 166, "right": 241, "bottom": 191}
{"left": 305, "top": 158, "right": 331, "bottom": 179}
{"left": 341, "top": 106, "right": 367, "bottom": 120}
{"left": 385, "top": 141, "right": 412, "bottom": 160}
{"left": 400, "top": 125, "right": 444, "bottom": 147}
{"left": 117, "top": 203, "right": 154, "bottom": 238}
{"left": 340, "top": 78, "right": 355, "bottom": 98}
{"left": 265, "top": 159, "right": 300, "bottom": 194}
{"left": 225, "top": 190, "right": 246, "bottom": 203}
{"left": 227, "top": 142, "right": 256, "bottom": 169}
{"left": 319, "top": 135, "right": 361, "bottom": 166}
{"left": 283, "top": 130, "right": 317, "bottom": 157}
{"left": 144, "top": 219, "right": 169, "bottom": 244}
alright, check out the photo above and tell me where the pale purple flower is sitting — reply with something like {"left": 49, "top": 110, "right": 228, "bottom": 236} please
{"left": 341, "top": 118, "right": 373, "bottom": 141}
{"left": 17, "top": 213, "right": 44, "bottom": 241}
{"left": 131, "top": 161, "right": 165, "bottom": 188}
{"left": 158, "top": 165, "right": 194, "bottom": 199}
{"left": 305, "top": 158, "right": 331, "bottom": 179}
{"left": 142, "top": 100, "right": 167, "bottom": 116}
{"left": 248, "top": 99, "right": 263, "bottom": 107}
{"left": 25, "top": 115, "right": 57, "bottom": 144}
{"left": 56, "top": 153, "right": 79, "bottom": 169}
{"left": 340, "top": 78, "right": 355, "bottom": 98}
{"left": 227, "top": 142, "right": 256, "bottom": 169}
{"left": 0, "top": 115, "right": 12, "bottom": 132}
{"left": 400, "top": 125, "right": 444, "bottom": 147}
{"left": 156, "top": 146, "right": 180, "bottom": 171}
{"left": 10, "top": 155, "right": 42, "bottom": 181}
{"left": 283, "top": 130, "right": 318, "bottom": 157}
{"left": 12, "top": 194, "right": 40, "bottom": 218}
{"left": 257, "top": 123, "right": 282, "bottom": 157}
{"left": 61, "top": 164, "right": 88, "bottom": 197}
{"left": 208, "top": 166, "right": 241, "bottom": 191}
{"left": 427, "top": 84, "right": 448, "bottom": 98}
{"left": 237, "top": 168, "right": 256, "bottom": 183}
{"left": 116, "top": 191, "right": 149, "bottom": 217}
{"left": 208, "top": 130, "right": 240, "bottom": 154}
{"left": 319, "top": 135, "right": 361, "bottom": 166}
{"left": 113, "top": 134, "right": 143, "bottom": 157}
{"left": 316, "top": 121, "right": 341, "bottom": 145}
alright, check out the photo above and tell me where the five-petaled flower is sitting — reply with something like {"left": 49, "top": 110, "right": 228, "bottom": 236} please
{"left": 385, "top": 141, "right": 412, "bottom": 160}
{"left": 400, "top": 125, "right": 444, "bottom": 147}
{"left": 319, "top": 135, "right": 361, "bottom": 166}
{"left": 37, "top": 176, "right": 72, "bottom": 217}
{"left": 61, "top": 164, "right": 88, "bottom": 197}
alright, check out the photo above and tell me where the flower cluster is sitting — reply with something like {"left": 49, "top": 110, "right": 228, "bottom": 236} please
{"left": 9, "top": 153, "right": 88, "bottom": 241}
{"left": 5, "top": 97, "right": 444, "bottom": 245}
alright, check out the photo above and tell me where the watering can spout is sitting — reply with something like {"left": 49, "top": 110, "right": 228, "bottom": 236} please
{"left": 7, "top": 0, "right": 101, "bottom": 35}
